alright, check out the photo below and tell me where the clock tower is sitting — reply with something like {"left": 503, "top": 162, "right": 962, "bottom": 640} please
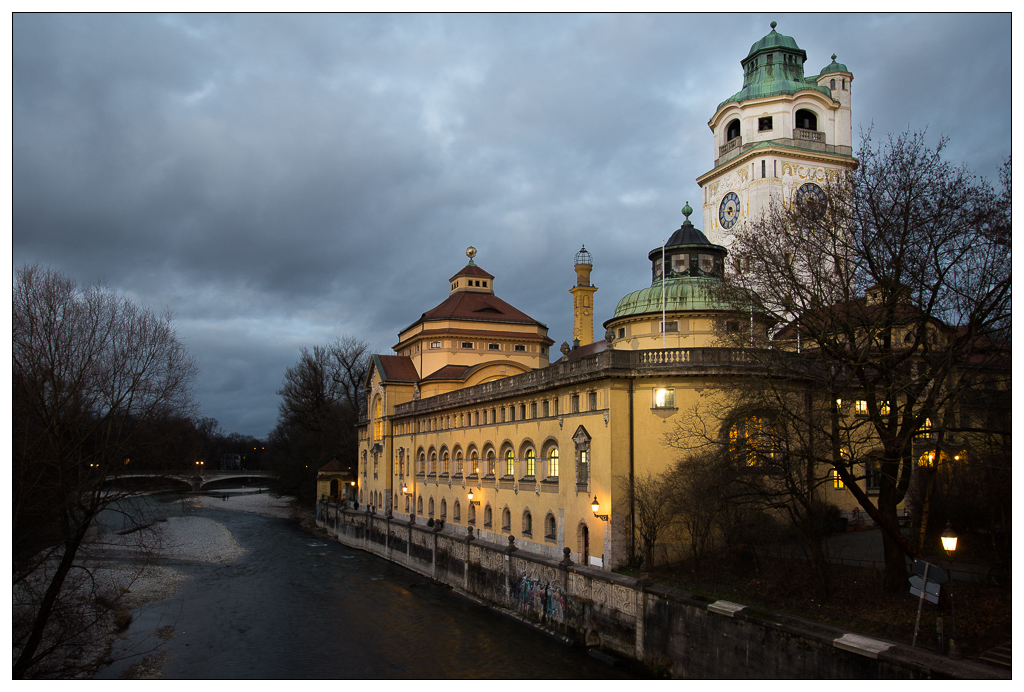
{"left": 696, "top": 21, "right": 857, "bottom": 251}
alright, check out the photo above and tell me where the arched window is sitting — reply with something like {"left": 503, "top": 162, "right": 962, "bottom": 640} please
{"left": 429, "top": 452, "right": 437, "bottom": 475}
{"left": 455, "top": 451, "right": 464, "bottom": 475}
{"left": 830, "top": 78, "right": 836, "bottom": 90}
{"left": 729, "top": 415, "right": 775, "bottom": 466}
{"left": 440, "top": 499, "right": 447, "bottom": 519}
{"left": 726, "top": 119, "right": 740, "bottom": 141}
{"left": 418, "top": 452, "right": 425, "bottom": 474}
{"left": 524, "top": 449, "right": 536, "bottom": 477}
{"left": 547, "top": 448, "right": 559, "bottom": 478}
{"left": 468, "top": 503, "right": 476, "bottom": 524}
{"left": 484, "top": 504, "right": 493, "bottom": 527}
{"left": 504, "top": 449, "right": 515, "bottom": 477}
{"left": 441, "top": 451, "right": 449, "bottom": 476}
{"left": 470, "top": 451, "right": 479, "bottom": 476}
{"left": 502, "top": 507, "right": 511, "bottom": 531}
{"left": 545, "top": 513, "right": 557, "bottom": 540}
{"left": 428, "top": 497, "right": 435, "bottom": 516}
{"left": 522, "top": 510, "right": 533, "bottom": 537}
{"left": 453, "top": 501, "right": 460, "bottom": 522}
{"left": 486, "top": 450, "right": 496, "bottom": 476}
{"left": 795, "top": 109, "right": 817, "bottom": 131}
{"left": 405, "top": 495, "right": 410, "bottom": 512}
{"left": 373, "top": 399, "right": 383, "bottom": 441}
{"left": 416, "top": 496, "right": 422, "bottom": 514}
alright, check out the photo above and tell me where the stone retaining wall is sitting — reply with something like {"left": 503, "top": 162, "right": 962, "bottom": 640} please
{"left": 316, "top": 501, "right": 1003, "bottom": 679}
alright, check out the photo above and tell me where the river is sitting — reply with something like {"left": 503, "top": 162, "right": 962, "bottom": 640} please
{"left": 95, "top": 495, "right": 642, "bottom": 679}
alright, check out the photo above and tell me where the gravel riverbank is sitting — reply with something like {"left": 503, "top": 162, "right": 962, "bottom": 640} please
{"left": 45, "top": 493, "right": 303, "bottom": 678}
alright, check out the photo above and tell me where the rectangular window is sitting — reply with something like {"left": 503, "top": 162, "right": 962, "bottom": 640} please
{"left": 855, "top": 400, "right": 868, "bottom": 416}
{"left": 617, "top": 327, "right": 626, "bottom": 339}
{"left": 542, "top": 400, "right": 549, "bottom": 417}
{"left": 474, "top": 411, "right": 480, "bottom": 426}
{"left": 571, "top": 394, "right": 580, "bottom": 413}
{"left": 461, "top": 342, "right": 474, "bottom": 349}
{"left": 588, "top": 391, "right": 598, "bottom": 410}
{"left": 758, "top": 116, "right": 773, "bottom": 131}
{"left": 879, "top": 400, "right": 891, "bottom": 416}
{"left": 726, "top": 321, "right": 740, "bottom": 333}
{"left": 672, "top": 254, "right": 689, "bottom": 273}
{"left": 514, "top": 344, "right": 526, "bottom": 352}
{"left": 488, "top": 343, "right": 500, "bottom": 351}
{"left": 499, "top": 408, "right": 505, "bottom": 423}
{"left": 660, "top": 320, "right": 679, "bottom": 332}
{"left": 835, "top": 398, "right": 843, "bottom": 413}
{"left": 578, "top": 450, "right": 589, "bottom": 483}
{"left": 653, "top": 388, "right": 675, "bottom": 409}
{"left": 509, "top": 406, "right": 515, "bottom": 422}
{"left": 866, "top": 462, "right": 881, "bottom": 493}
{"left": 430, "top": 341, "right": 442, "bottom": 349}
{"left": 531, "top": 402, "right": 537, "bottom": 418}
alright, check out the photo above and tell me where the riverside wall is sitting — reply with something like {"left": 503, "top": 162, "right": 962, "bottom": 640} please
{"left": 316, "top": 501, "right": 1002, "bottom": 679}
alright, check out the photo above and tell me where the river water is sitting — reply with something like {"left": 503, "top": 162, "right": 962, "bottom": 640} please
{"left": 95, "top": 498, "right": 641, "bottom": 679}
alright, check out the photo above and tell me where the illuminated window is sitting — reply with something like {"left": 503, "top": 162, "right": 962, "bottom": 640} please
{"left": 835, "top": 398, "right": 843, "bottom": 413}
{"left": 547, "top": 448, "right": 559, "bottom": 478}
{"left": 441, "top": 451, "right": 449, "bottom": 476}
{"left": 855, "top": 400, "right": 868, "bottom": 415}
{"left": 373, "top": 399, "right": 383, "bottom": 441}
{"left": 486, "top": 451, "right": 495, "bottom": 476}
{"left": 430, "top": 341, "right": 442, "bottom": 349}
{"left": 916, "top": 418, "right": 932, "bottom": 438}
{"left": 417, "top": 453, "right": 425, "bottom": 474}
{"left": 455, "top": 451, "right": 463, "bottom": 475}
{"left": 654, "top": 388, "right": 675, "bottom": 409}
{"left": 918, "top": 451, "right": 936, "bottom": 468}
{"left": 729, "top": 415, "right": 774, "bottom": 466}
{"left": 504, "top": 449, "right": 515, "bottom": 477}
{"left": 879, "top": 400, "right": 891, "bottom": 416}
{"left": 832, "top": 469, "right": 844, "bottom": 489}
{"left": 470, "top": 451, "right": 478, "bottom": 475}
{"left": 525, "top": 449, "right": 536, "bottom": 476}
{"left": 578, "top": 450, "right": 590, "bottom": 483}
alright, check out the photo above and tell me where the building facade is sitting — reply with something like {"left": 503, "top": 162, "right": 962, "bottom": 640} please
{"left": 348, "top": 23, "right": 1004, "bottom": 570}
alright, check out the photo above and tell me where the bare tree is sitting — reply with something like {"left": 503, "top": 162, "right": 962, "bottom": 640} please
{"left": 13, "top": 264, "right": 198, "bottom": 678}
{"left": 618, "top": 471, "right": 680, "bottom": 568}
{"left": 270, "top": 337, "right": 369, "bottom": 504}
{"left": 663, "top": 449, "right": 736, "bottom": 566}
{"left": 714, "top": 131, "right": 1010, "bottom": 592}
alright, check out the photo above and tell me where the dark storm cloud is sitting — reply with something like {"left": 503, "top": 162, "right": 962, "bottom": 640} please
{"left": 13, "top": 13, "right": 1011, "bottom": 437}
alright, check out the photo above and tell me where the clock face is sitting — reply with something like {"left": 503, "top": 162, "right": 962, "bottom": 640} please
{"left": 719, "top": 192, "right": 741, "bottom": 229}
{"left": 794, "top": 182, "right": 827, "bottom": 211}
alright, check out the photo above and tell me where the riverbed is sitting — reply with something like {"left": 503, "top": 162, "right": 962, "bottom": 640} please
{"left": 93, "top": 493, "right": 639, "bottom": 679}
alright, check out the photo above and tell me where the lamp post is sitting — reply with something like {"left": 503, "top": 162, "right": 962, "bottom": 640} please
{"left": 467, "top": 488, "right": 480, "bottom": 506}
{"left": 591, "top": 497, "right": 609, "bottom": 522}
{"left": 940, "top": 521, "right": 962, "bottom": 659}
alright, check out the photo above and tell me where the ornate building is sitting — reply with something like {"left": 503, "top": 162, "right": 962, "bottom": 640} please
{"left": 340, "top": 23, "right": 1004, "bottom": 570}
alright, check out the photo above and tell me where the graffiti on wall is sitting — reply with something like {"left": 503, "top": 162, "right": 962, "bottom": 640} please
{"left": 511, "top": 575, "right": 586, "bottom": 629}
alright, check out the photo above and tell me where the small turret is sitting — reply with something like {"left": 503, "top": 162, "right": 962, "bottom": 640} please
{"left": 570, "top": 245, "right": 598, "bottom": 346}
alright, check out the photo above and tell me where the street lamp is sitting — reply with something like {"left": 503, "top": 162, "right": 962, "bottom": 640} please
{"left": 467, "top": 489, "right": 480, "bottom": 506}
{"left": 941, "top": 521, "right": 962, "bottom": 659}
{"left": 591, "top": 497, "right": 609, "bottom": 521}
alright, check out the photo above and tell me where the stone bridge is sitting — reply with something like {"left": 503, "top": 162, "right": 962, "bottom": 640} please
{"left": 110, "top": 470, "right": 274, "bottom": 492}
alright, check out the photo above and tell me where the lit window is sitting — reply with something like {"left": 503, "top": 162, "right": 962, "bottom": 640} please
{"left": 918, "top": 451, "right": 936, "bottom": 468}
{"left": 547, "top": 448, "right": 559, "bottom": 478}
{"left": 879, "top": 400, "right": 890, "bottom": 416}
{"left": 855, "top": 400, "right": 868, "bottom": 415}
{"left": 832, "top": 469, "right": 844, "bottom": 489}
{"left": 486, "top": 451, "right": 495, "bottom": 476}
{"left": 578, "top": 450, "right": 590, "bottom": 483}
{"left": 455, "top": 451, "right": 463, "bottom": 475}
{"left": 470, "top": 451, "right": 479, "bottom": 475}
{"left": 654, "top": 388, "right": 675, "bottom": 409}
{"left": 916, "top": 418, "right": 932, "bottom": 438}
{"left": 429, "top": 453, "right": 437, "bottom": 474}
{"left": 430, "top": 341, "right": 442, "bottom": 349}
{"left": 504, "top": 449, "right": 515, "bottom": 477}
{"left": 835, "top": 398, "right": 843, "bottom": 413}
{"left": 525, "top": 449, "right": 535, "bottom": 476}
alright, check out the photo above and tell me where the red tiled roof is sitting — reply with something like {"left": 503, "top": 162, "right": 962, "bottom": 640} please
{"left": 422, "top": 364, "right": 472, "bottom": 381}
{"left": 373, "top": 354, "right": 419, "bottom": 382}
{"left": 421, "top": 291, "right": 543, "bottom": 325}
{"left": 394, "top": 327, "right": 555, "bottom": 350}
{"left": 551, "top": 340, "right": 608, "bottom": 364}
{"left": 449, "top": 263, "right": 494, "bottom": 281}
{"left": 318, "top": 459, "right": 343, "bottom": 473}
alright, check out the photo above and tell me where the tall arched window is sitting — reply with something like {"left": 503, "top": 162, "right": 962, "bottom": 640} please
{"left": 453, "top": 501, "right": 461, "bottom": 522}
{"left": 522, "top": 510, "right": 533, "bottom": 537}
{"left": 504, "top": 449, "right": 515, "bottom": 477}
{"left": 795, "top": 109, "right": 817, "bottom": 131}
{"left": 440, "top": 499, "right": 447, "bottom": 519}
{"left": 468, "top": 503, "right": 476, "bottom": 524}
{"left": 729, "top": 415, "right": 775, "bottom": 466}
{"left": 428, "top": 497, "right": 435, "bottom": 516}
{"left": 502, "top": 507, "right": 511, "bottom": 531}
{"left": 726, "top": 119, "right": 740, "bottom": 141}
{"left": 525, "top": 449, "right": 536, "bottom": 477}
{"left": 470, "top": 451, "right": 479, "bottom": 476}
{"left": 417, "top": 496, "right": 422, "bottom": 514}
{"left": 545, "top": 513, "right": 557, "bottom": 539}
{"left": 486, "top": 450, "right": 496, "bottom": 476}
{"left": 430, "top": 452, "right": 437, "bottom": 475}
{"left": 373, "top": 399, "right": 383, "bottom": 441}
{"left": 441, "top": 451, "right": 449, "bottom": 475}
{"left": 484, "top": 504, "right": 493, "bottom": 527}
{"left": 455, "top": 451, "right": 464, "bottom": 475}
{"left": 547, "top": 448, "right": 559, "bottom": 478}
{"left": 418, "top": 452, "right": 425, "bottom": 474}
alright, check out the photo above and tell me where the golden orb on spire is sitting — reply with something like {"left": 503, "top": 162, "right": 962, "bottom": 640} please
{"left": 466, "top": 246, "right": 477, "bottom": 260}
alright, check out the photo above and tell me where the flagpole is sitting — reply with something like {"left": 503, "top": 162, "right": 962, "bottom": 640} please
{"left": 662, "top": 239, "right": 666, "bottom": 349}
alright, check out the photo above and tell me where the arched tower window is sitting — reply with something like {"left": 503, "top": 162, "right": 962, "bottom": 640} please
{"left": 795, "top": 109, "right": 817, "bottom": 131}
{"left": 726, "top": 119, "right": 740, "bottom": 141}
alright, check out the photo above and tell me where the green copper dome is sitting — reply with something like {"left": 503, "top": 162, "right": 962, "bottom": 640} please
{"left": 717, "top": 21, "right": 833, "bottom": 109}
{"left": 819, "top": 54, "right": 852, "bottom": 77}
{"left": 612, "top": 278, "right": 735, "bottom": 319}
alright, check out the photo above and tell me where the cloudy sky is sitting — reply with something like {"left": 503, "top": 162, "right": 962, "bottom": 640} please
{"left": 12, "top": 13, "right": 1011, "bottom": 438}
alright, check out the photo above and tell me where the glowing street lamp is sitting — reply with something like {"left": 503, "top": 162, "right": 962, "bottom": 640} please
{"left": 940, "top": 521, "right": 962, "bottom": 659}
{"left": 591, "top": 497, "right": 609, "bottom": 521}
